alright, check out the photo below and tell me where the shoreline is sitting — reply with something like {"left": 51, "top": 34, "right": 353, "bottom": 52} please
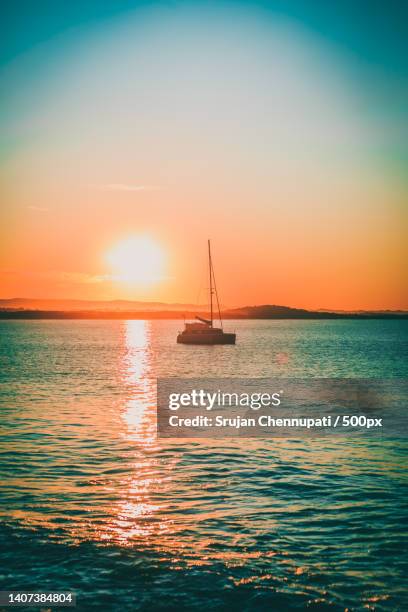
{"left": 1, "top": 310, "right": 407, "bottom": 320}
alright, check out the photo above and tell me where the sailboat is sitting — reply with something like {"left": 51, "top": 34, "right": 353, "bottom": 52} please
{"left": 177, "top": 241, "right": 236, "bottom": 345}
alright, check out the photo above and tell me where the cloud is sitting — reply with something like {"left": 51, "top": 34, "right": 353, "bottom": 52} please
{"left": 56, "top": 272, "right": 109, "bottom": 284}
{"left": 27, "top": 206, "right": 49, "bottom": 211}
{"left": 95, "top": 183, "right": 160, "bottom": 192}
{"left": 0, "top": 269, "right": 107, "bottom": 284}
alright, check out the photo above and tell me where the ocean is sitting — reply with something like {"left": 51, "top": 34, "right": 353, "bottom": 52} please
{"left": 0, "top": 319, "right": 407, "bottom": 611}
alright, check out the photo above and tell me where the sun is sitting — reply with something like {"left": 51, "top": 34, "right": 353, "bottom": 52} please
{"left": 106, "top": 235, "right": 165, "bottom": 285}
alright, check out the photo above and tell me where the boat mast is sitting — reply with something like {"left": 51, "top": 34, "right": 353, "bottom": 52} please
{"left": 208, "top": 239, "right": 223, "bottom": 330}
{"left": 208, "top": 239, "right": 213, "bottom": 327}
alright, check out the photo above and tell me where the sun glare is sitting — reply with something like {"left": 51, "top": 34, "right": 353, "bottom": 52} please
{"left": 106, "top": 236, "right": 165, "bottom": 285}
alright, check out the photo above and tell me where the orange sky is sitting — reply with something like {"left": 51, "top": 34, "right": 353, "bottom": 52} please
{"left": 1, "top": 4, "right": 407, "bottom": 310}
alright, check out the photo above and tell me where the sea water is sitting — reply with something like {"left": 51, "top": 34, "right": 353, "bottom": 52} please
{"left": 0, "top": 320, "right": 407, "bottom": 610}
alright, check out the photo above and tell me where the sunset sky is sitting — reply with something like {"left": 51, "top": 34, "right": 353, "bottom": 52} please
{"left": 1, "top": 0, "right": 407, "bottom": 310}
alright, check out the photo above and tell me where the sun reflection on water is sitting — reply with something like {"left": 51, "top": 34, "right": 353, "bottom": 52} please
{"left": 121, "top": 320, "right": 156, "bottom": 444}
{"left": 106, "top": 321, "right": 175, "bottom": 546}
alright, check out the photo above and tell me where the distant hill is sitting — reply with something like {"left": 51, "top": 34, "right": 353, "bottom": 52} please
{"left": 0, "top": 301, "right": 406, "bottom": 319}
{"left": 0, "top": 298, "right": 203, "bottom": 312}
{"left": 223, "top": 305, "right": 408, "bottom": 319}
{"left": 225, "top": 305, "right": 313, "bottom": 318}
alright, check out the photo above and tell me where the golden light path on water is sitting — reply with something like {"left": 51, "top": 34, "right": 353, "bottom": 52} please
{"left": 100, "top": 320, "right": 171, "bottom": 546}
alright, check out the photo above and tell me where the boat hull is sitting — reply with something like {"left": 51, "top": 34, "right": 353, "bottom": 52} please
{"left": 177, "top": 332, "right": 236, "bottom": 345}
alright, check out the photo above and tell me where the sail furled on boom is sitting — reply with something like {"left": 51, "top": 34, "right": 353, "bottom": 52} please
{"left": 195, "top": 316, "right": 212, "bottom": 325}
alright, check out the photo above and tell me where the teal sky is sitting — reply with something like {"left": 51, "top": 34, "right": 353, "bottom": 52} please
{"left": 2, "top": 0, "right": 407, "bottom": 177}
{"left": 1, "top": 0, "right": 407, "bottom": 75}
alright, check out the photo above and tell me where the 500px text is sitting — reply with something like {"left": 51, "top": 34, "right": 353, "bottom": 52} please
{"left": 168, "top": 415, "right": 383, "bottom": 429}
